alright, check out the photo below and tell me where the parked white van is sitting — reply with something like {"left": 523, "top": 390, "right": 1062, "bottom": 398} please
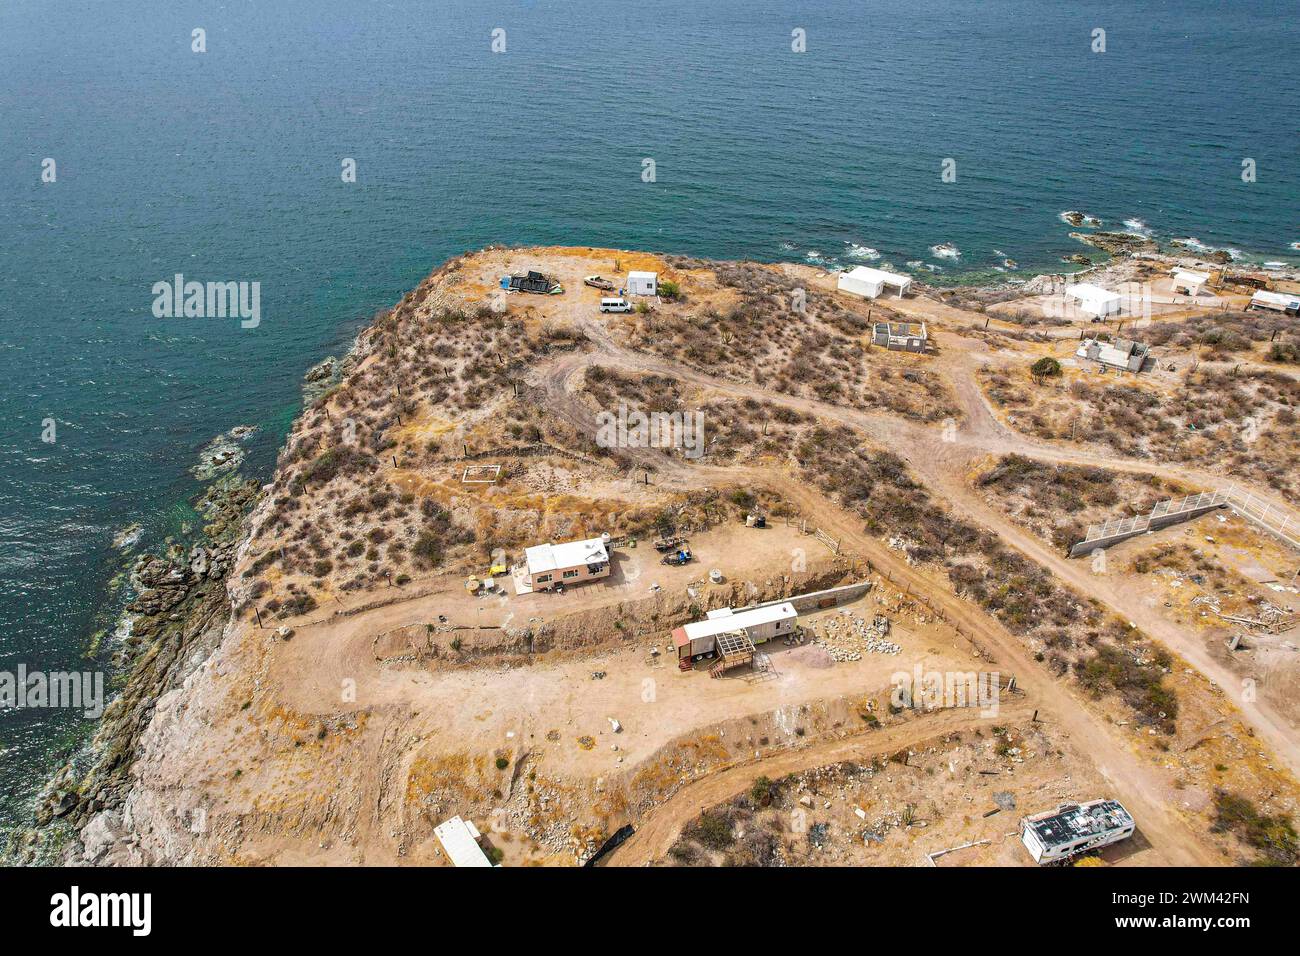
{"left": 599, "top": 297, "right": 633, "bottom": 313}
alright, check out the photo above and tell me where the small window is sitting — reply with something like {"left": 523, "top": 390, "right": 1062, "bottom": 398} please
{"left": 536, "top": 574, "right": 552, "bottom": 583}
{"left": 563, "top": 569, "right": 579, "bottom": 579}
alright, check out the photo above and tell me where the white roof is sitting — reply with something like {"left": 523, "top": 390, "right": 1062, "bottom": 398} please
{"left": 682, "top": 602, "right": 796, "bottom": 640}
{"left": 1064, "top": 283, "right": 1121, "bottom": 305}
{"left": 842, "top": 266, "right": 912, "bottom": 289}
{"left": 1252, "top": 290, "right": 1300, "bottom": 307}
{"left": 627, "top": 270, "right": 657, "bottom": 280}
{"left": 1173, "top": 270, "right": 1211, "bottom": 283}
{"left": 525, "top": 537, "right": 609, "bottom": 575}
{"left": 434, "top": 816, "right": 493, "bottom": 868}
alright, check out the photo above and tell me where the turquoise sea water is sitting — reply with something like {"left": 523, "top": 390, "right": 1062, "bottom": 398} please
{"left": 1, "top": 0, "right": 1297, "bottom": 826}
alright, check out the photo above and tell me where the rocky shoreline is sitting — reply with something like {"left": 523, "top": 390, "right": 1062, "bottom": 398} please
{"left": 4, "top": 477, "right": 261, "bottom": 865}
{"left": 4, "top": 333, "right": 370, "bottom": 865}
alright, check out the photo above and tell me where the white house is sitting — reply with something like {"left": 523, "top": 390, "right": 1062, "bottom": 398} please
{"left": 1171, "top": 270, "right": 1211, "bottom": 297}
{"left": 1064, "top": 283, "right": 1122, "bottom": 318}
{"left": 837, "top": 266, "right": 913, "bottom": 300}
{"left": 627, "top": 271, "right": 658, "bottom": 296}
{"left": 520, "top": 536, "right": 611, "bottom": 592}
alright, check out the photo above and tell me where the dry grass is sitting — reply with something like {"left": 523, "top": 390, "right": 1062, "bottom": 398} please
{"left": 979, "top": 364, "right": 1300, "bottom": 495}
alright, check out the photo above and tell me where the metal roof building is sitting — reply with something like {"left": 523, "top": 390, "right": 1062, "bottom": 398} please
{"left": 673, "top": 602, "right": 797, "bottom": 659}
{"left": 434, "top": 816, "right": 495, "bottom": 867}
{"left": 519, "top": 536, "right": 611, "bottom": 592}
{"left": 524, "top": 537, "right": 609, "bottom": 575}
{"left": 1249, "top": 290, "right": 1300, "bottom": 314}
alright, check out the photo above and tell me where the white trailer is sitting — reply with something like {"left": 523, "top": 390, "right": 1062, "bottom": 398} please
{"left": 1020, "top": 799, "right": 1135, "bottom": 864}
{"left": 673, "top": 602, "right": 797, "bottom": 664}
{"left": 1248, "top": 290, "right": 1300, "bottom": 314}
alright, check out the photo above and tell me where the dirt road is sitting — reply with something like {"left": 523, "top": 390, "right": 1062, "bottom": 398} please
{"left": 523, "top": 319, "right": 1300, "bottom": 777}
{"left": 608, "top": 703, "right": 1036, "bottom": 866}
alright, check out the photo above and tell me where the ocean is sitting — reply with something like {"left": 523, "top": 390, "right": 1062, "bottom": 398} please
{"left": 1, "top": 0, "right": 1296, "bottom": 827}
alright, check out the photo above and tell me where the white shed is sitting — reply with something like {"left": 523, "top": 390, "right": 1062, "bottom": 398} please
{"left": 1171, "top": 270, "right": 1211, "bottom": 296}
{"left": 837, "top": 266, "right": 912, "bottom": 300}
{"left": 627, "top": 271, "right": 658, "bottom": 296}
{"left": 1064, "top": 283, "right": 1122, "bottom": 318}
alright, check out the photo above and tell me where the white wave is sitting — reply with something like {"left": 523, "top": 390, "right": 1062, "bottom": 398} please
{"left": 844, "top": 242, "right": 881, "bottom": 261}
{"left": 803, "top": 250, "right": 839, "bottom": 267}
{"left": 1123, "top": 218, "right": 1152, "bottom": 235}
{"left": 929, "top": 243, "right": 961, "bottom": 260}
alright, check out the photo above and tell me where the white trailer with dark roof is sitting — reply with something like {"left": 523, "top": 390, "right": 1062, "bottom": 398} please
{"left": 1020, "top": 799, "right": 1135, "bottom": 864}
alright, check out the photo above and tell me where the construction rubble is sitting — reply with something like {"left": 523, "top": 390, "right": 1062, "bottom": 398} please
{"left": 806, "top": 611, "right": 901, "bottom": 663}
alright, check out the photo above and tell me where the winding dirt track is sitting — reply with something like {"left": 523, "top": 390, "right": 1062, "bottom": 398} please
{"left": 494, "top": 308, "right": 1300, "bottom": 865}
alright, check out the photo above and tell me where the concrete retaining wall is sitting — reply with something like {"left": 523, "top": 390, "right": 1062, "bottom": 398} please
{"left": 744, "top": 580, "right": 874, "bottom": 615}
{"left": 1068, "top": 504, "right": 1225, "bottom": 558}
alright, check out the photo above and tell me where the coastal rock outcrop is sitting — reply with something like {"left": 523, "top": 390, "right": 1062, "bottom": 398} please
{"left": 5, "top": 477, "right": 261, "bottom": 865}
{"left": 1069, "top": 231, "right": 1156, "bottom": 256}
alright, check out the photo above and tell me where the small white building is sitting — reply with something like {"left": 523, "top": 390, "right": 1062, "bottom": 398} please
{"left": 837, "top": 266, "right": 912, "bottom": 300}
{"left": 434, "top": 816, "right": 496, "bottom": 867}
{"left": 1064, "top": 283, "right": 1122, "bottom": 318}
{"left": 1249, "top": 290, "right": 1300, "bottom": 315}
{"left": 520, "top": 536, "right": 610, "bottom": 592}
{"left": 627, "top": 271, "right": 658, "bottom": 296}
{"left": 1171, "top": 269, "right": 1211, "bottom": 297}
